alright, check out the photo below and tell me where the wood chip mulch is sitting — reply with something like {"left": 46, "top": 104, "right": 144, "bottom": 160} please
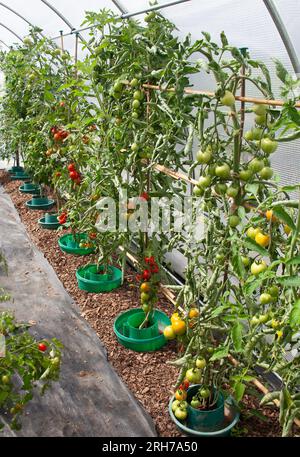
{"left": 1, "top": 171, "right": 291, "bottom": 437}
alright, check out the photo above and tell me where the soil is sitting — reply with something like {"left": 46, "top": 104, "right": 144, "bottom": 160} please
{"left": 0, "top": 171, "right": 296, "bottom": 438}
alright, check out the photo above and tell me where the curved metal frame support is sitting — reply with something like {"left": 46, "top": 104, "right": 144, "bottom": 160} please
{"left": 263, "top": 0, "right": 300, "bottom": 78}
{"left": 0, "top": 39, "right": 10, "bottom": 49}
{"left": 41, "top": 0, "right": 91, "bottom": 52}
{"left": 111, "top": 0, "right": 128, "bottom": 14}
{"left": 0, "top": 2, "right": 46, "bottom": 38}
{"left": 121, "top": 0, "right": 191, "bottom": 19}
{"left": 0, "top": 23, "right": 23, "bottom": 42}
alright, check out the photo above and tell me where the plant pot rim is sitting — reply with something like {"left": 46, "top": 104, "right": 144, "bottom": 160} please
{"left": 169, "top": 394, "right": 240, "bottom": 437}
{"left": 187, "top": 385, "right": 224, "bottom": 414}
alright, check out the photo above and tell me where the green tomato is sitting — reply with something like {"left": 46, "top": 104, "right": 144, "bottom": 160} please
{"left": 131, "top": 143, "right": 139, "bottom": 152}
{"left": 172, "top": 400, "right": 180, "bottom": 412}
{"left": 255, "top": 114, "right": 267, "bottom": 126}
{"left": 258, "top": 314, "right": 269, "bottom": 324}
{"left": 251, "top": 316, "right": 260, "bottom": 326}
{"left": 214, "top": 183, "right": 227, "bottom": 195}
{"left": 193, "top": 186, "right": 204, "bottom": 197}
{"left": 268, "top": 285, "right": 279, "bottom": 297}
{"left": 226, "top": 186, "right": 239, "bottom": 198}
{"left": 190, "top": 397, "right": 201, "bottom": 409}
{"left": 113, "top": 81, "right": 123, "bottom": 92}
{"left": 251, "top": 260, "right": 267, "bottom": 276}
{"left": 252, "top": 104, "right": 267, "bottom": 116}
{"left": 142, "top": 304, "right": 151, "bottom": 314}
{"left": 221, "top": 90, "right": 235, "bottom": 107}
{"left": 216, "top": 253, "right": 225, "bottom": 262}
{"left": 197, "top": 176, "right": 211, "bottom": 189}
{"left": 248, "top": 158, "right": 264, "bottom": 173}
{"left": 133, "top": 90, "right": 143, "bottom": 100}
{"left": 130, "top": 78, "right": 139, "bottom": 88}
{"left": 199, "top": 388, "right": 210, "bottom": 399}
{"left": 132, "top": 99, "right": 141, "bottom": 110}
{"left": 185, "top": 368, "right": 202, "bottom": 384}
{"left": 196, "top": 358, "right": 207, "bottom": 369}
{"left": 23, "top": 37, "right": 33, "bottom": 46}
{"left": 252, "top": 128, "right": 263, "bottom": 140}
{"left": 244, "top": 130, "right": 254, "bottom": 141}
{"left": 132, "top": 111, "right": 139, "bottom": 119}
{"left": 2, "top": 375, "right": 10, "bottom": 384}
{"left": 51, "top": 357, "right": 60, "bottom": 367}
{"left": 239, "top": 169, "right": 253, "bottom": 182}
{"left": 259, "top": 167, "right": 273, "bottom": 180}
{"left": 261, "top": 138, "right": 278, "bottom": 155}
{"left": 241, "top": 256, "right": 250, "bottom": 267}
{"left": 246, "top": 226, "right": 261, "bottom": 240}
{"left": 229, "top": 215, "right": 241, "bottom": 228}
{"left": 196, "top": 148, "right": 212, "bottom": 164}
{"left": 259, "top": 293, "right": 273, "bottom": 305}
{"left": 174, "top": 407, "right": 187, "bottom": 421}
{"left": 215, "top": 163, "right": 231, "bottom": 179}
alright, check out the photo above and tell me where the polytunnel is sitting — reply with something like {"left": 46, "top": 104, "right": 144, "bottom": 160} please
{"left": 0, "top": 0, "right": 300, "bottom": 442}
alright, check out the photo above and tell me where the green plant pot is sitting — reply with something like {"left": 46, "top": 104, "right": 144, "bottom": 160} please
{"left": 113, "top": 308, "right": 170, "bottom": 352}
{"left": 169, "top": 394, "right": 240, "bottom": 437}
{"left": 58, "top": 233, "right": 96, "bottom": 256}
{"left": 126, "top": 312, "right": 158, "bottom": 340}
{"left": 26, "top": 197, "right": 55, "bottom": 210}
{"left": 88, "top": 265, "right": 113, "bottom": 282}
{"left": 11, "top": 171, "right": 31, "bottom": 181}
{"left": 8, "top": 166, "right": 24, "bottom": 174}
{"left": 76, "top": 264, "right": 122, "bottom": 293}
{"left": 38, "top": 213, "right": 60, "bottom": 230}
{"left": 186, "top": 385, "right": 225, "bottom": 432}
{"left": 19, "top": 183, "right": 41, "bottom": 194}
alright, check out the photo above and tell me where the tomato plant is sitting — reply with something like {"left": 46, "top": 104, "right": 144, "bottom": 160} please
{"left": 0, "top": 312, "right": 62, "bottom": 431}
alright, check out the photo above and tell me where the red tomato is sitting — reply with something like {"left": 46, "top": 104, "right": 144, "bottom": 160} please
{"left": 38, "top": 343, "right": 47, "bottom": 352}
{"left": 142, "top": 269, "right": 151, "bottom": 281}
{"left": 69, "top": 171, "right": 79, "bottom": 180}
{"left": 150, "top": 264, "right": 159, "bottom": 274}
{"left": 54, "top": 132, "right": 62, "bottom": 142}
{"left": 89, "top": 232, "right": 97, "bottom": 239}
{"left": 140, "top": 192, "right": 150, "bottom": 201}
{"left": 68, "top": 163, "right": 76, "bottom": 172}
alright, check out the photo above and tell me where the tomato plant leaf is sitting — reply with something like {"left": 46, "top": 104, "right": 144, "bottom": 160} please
{"left": 272, "top": 206, "right": 296, "bottom": 230}
{"left": 244, "top": 238, "right": 269, "bottom": 257}
{"left": 209, "top": 346, "right": 229, "bottom": 361}
{"left": 289, "top": 299, "right": 300, "bottom": 328}
{"left": 234, "top": 382, "right": 246, "bottom": 402}
{"left": 286, "top": 256, "right": 300, "bottom": 266}
{"left": 277, "top": 276, "right": 300, "bottom": 288}
{"left": 231, "top": 321, "right": 243, "bottom": 352}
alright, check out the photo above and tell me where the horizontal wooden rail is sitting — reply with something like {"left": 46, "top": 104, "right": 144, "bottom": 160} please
{"left": 151, "top": 163, "right": 198, "bottom": 186}
{"left": 142, "top": 83, "right": 300, "bottom": 108}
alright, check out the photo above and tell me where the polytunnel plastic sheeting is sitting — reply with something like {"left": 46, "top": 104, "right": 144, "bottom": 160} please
{"left": 0, "top": 185, "right": 157, "bottom": 437}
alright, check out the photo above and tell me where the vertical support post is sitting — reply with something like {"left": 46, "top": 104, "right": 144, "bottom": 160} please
{"left": 239, "top": 48, "right": 248, "bottom": 150}
{"left": 59, "top": 30, "right": 64, "bottom": 51}
{"left": 74, "top": 32, "right": 79, "bottom": 79}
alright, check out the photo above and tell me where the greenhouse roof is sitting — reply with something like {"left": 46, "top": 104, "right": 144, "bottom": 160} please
{"left": 0, "top": 1, "right": 299, "bottom": 77}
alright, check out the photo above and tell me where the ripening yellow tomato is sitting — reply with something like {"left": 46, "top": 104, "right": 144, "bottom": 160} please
{"left": 171, "top": 313, "right": 180, "bottom": 324}
{"left": 172, "top": 319, "right": 186, "bottom": 336}
{"left": 255, "top": 232, "right": 270, "bottom": 247}
{"left": 265, "top": 210, "right": 277, "bottom": 223}
{"left": 163, "top": 325, "right": 176, "bottom": 340}
{"left": 189, "top": 308, "right": 199, "bottom": 319}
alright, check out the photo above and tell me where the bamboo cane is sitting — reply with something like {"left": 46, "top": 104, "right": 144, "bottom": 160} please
{"left": 142, "top": 83, "right": 300, "bottom": 108}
